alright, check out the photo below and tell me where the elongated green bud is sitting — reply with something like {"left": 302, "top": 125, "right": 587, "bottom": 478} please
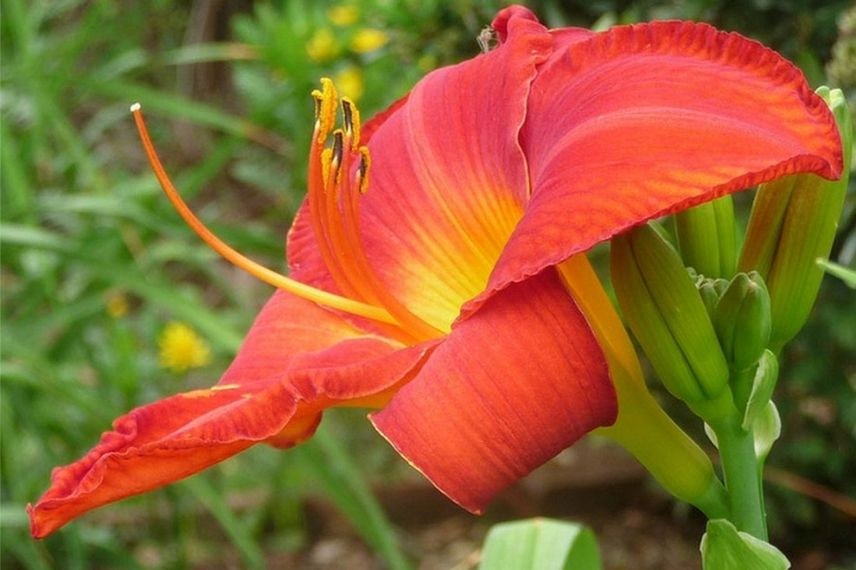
{"left": 675, "top": 195, "right": 737, "bottom": 279}
{"left": 738, "top": 87, "right": 851, "bottom": 350}
{"left": 611, "top": 224, "right": 732, "bottom": 418}
{"left": 713, "top": 272, "right": 772, "bottom": 372}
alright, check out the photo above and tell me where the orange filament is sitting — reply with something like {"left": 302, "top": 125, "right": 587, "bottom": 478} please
{"left": 130, "top": 102, "right": 396, "bottom": 325}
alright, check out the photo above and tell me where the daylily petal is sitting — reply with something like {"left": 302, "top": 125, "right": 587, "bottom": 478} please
{"left": 218, "top": 289, "right": 377, "bottom": 385}
{"left": 493, "top": 6, "right": 594, "bottom": 50}
{"left": 371, "top": 269, "right": 616, "bottom": 513}
{"left": 29, "top": 291, "right": 433, "bottom": 538}
{"left": 28, "top": 381, "right": 299, "bottom": 539}
{"left": 488, "top": 20, "right": 842, "bottom": 293}
{"left": 347, "top": 10, "right": 552, "bottom": 332}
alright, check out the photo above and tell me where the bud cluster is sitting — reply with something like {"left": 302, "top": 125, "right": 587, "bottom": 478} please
{"left": 610, "top": 87, "right": 850, "bottom": 431}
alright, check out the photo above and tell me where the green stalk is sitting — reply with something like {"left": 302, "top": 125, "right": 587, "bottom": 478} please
{"left": 598, "top": 378, "right": 728, "bottom": 520}
{"left": 710, "top": 416, "right": 767, "bottom": 540}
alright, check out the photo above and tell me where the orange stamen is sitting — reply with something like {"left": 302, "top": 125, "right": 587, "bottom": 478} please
{"left": 306, "top": 84, "right": 444, "bottom": 340}
{"left": 130, "top": 103, "right": 396, "bottom": 325}
{"left": 338, "top": 153, "right": 444, "bottom": 339}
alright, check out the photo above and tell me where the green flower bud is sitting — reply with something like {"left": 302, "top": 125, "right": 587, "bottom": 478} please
{"left": 738, "top": 87, "right": 852, "bottom": 350}
{"left": 713, "top": 272, "right": 772, "bottom": 372}
{"left": 611, "top": 224, "right": 732, "bottom": 418}
{"left": 675, "top": 195, "right": 738, "bottom": 279}
{"left": 697, "top": 276, "right": 730, "bottom": 321}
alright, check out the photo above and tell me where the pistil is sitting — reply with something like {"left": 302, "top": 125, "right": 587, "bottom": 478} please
{"left": 131, "top": 103, "right": 396, "bottom": 325}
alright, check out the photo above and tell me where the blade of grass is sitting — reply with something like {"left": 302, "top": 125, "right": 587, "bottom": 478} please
{"left": 181, "top": 476, "right": 266, "bottom": 569}
{"left": 83, "top": 79, "right": 285, "bottom": 151}
{"left": 1, "top": 224, "right": 243, "bottom": 351}
{"left": 296, "top": 426, "right": 412, "bottom": 570}
{"left": 0, "top": 119, "right": 35, "bottom": 222}
{"left": 160, "top": 42, "right": 259, "bottom": 66}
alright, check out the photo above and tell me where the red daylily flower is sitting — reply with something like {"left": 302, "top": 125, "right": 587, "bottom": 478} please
{"left": 29, "top": 5, "right": 841, "bottom": 538}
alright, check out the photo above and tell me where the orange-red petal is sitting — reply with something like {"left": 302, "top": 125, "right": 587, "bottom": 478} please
{"left": 28, "top": 381, "right": 298, "bottom": 539}
{"left": 28, "top": 292, "right": 433, "bottom": 538}
{"left": 487, "top": 20, "right": 842, "bottom": 294}
{"left": 371, "top": 269, "right": 616, "bottom": 513}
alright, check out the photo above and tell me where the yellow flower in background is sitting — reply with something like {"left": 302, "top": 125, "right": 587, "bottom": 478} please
{"left": 106, "top": 293, "right": 129, "bottom": 319}
{"left": 328, "top": 4, "right": 359, "bottom": 27}
{"left": 351, "top": 28, "right": 388, "bottom": 54}
{"left": 333, "top": 66, "right": 364, "bottom": 101}
{"left": 158, "top": 321, "right": 212, "bottom": 373}
{"left": 306, "top": 28, "right": 339, "bottom": 62}
{"left": 417, "top": 53, "right": 437, "bottom": 72}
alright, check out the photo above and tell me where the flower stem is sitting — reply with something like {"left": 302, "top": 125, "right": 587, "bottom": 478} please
{"left": 710, "top": 416, "right": 768, "bottom": 540}
{"left": 598, "top": 378, "right": 728, "bottom": 520}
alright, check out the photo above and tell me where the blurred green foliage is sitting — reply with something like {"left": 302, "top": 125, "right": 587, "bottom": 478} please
{"left": 1, "top": 0, "right": 853, "bottom": 568}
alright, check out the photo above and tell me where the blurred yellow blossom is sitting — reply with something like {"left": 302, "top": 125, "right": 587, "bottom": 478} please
{"left": 158, "top": 321, "right": 212, "bottom": 373}
{"left": 106, "top": 293, "right": 129, "bottom": 318}
{"left": 328, "top": 4, "right": 359, "bottom": 27}
{"left": 417, "top": 53, "right": 438, "bottom": 72}
{"left": 350, "top": 28, "right": 388, "bottom": 54}
{"left": 334, "top": 66, "right": 364, "bottom": 101}
{"left": 306, "top": 28, "right": 339, "bottom": 62}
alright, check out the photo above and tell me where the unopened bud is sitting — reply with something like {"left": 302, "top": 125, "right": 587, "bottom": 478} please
{"left": 675, "top": 195, "right": 738, "bottom": 279}
{"left": 611, "top": 224, "right": 732, "bottom": 418}
{"left": 713, "top": 272, "right": 772, "bottom": 372}
{"left": 738, "top": 87, "right": 851, "bottom": 350}
{"left": 697, "top": 277, "right": 729, "bottom": 320}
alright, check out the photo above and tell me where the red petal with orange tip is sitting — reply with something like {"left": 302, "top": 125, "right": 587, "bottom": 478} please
{"left": 487, "top": 20, "right": 842, "bottom": 294}
{"left": 371, "top": 269, "right": 616, "bottom": 513}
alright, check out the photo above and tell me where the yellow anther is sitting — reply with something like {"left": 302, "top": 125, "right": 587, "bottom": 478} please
{"left": 342, "top": 97, "right": 361, "bottom": 149}
{"left": 321, "top": 147, "right": 334, "bottom": 188}
{"left": 311, "top": 78, "right": 338, "bottom": 142}
{"left": 357, "top": 146, "right": 371, "bottom": 194}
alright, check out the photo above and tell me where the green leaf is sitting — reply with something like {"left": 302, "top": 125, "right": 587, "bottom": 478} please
{"left": 701, "top": 519, "right": 790, "bottom": 570}
{"left": 479, "top": 518, "right": 601, "bottom": 570}
{"left": 816, "top": 258, "right": 856, "bottom": 289}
